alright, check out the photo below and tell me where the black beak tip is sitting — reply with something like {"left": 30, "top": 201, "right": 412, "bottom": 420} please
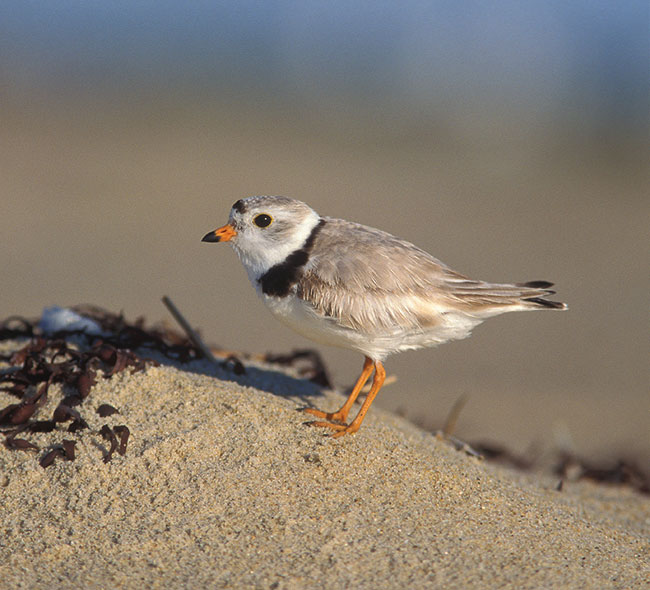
{"left": 202, "top": 231, "right": 220, "bottom": 243}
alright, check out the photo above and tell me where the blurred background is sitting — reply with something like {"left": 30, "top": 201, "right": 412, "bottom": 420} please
{"left": 1, "top": 1, "right": 648, "bottom": 461}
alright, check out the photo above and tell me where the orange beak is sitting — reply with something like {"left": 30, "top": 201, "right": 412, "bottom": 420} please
{"left": 202, "top": 223, "right": 237, "bottom": 243}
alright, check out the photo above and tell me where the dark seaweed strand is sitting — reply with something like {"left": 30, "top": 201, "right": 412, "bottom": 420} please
{"left": 523, "top": 297, "right": 566, "bottom": 309}
{"left": 259, "top": 219, "right": 326, "bottom": 297}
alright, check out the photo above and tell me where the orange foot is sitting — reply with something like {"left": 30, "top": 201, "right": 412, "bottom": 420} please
{"left": 301, "top": 358, "right": 385, "bottom": 439}
{"left": 302, "top": 407, "right": 348, "bottom": 423}
{"left": 305, "top": 419, "right": 360, "bottom": 438}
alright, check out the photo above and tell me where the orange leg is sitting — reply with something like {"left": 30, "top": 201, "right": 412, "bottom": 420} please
{"left": 306, "top": 360, "right": 386, "bottom": 438}
{"left": 304, "top": 356, "right": 374, "bottom": 423}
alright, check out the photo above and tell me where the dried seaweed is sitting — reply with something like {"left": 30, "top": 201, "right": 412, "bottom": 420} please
{"left": 553, "top": 452, "right": 649, "bottom": 494}
{"left": 40, "top": 448, "right": 64, "bottom": 468}
{"left": 96, "top": 404, "right": 119, "bottom": 417}
{"left": 5, "top": 436, "right": 39, "bottom": 451}
{"left": 99, "top": 424, "right": 119, "bottom": 463}
{"left": 0, "top": 307, "right": 197, "bottom": 467}
{"left": 471, "top": 442, "right": 535, "bottom": 471}
{"left": 113, "top": 425, "right": 130, "bottom": 456}
{"left": 3, "top": 307, "right": 646, "bottom": 496}
{"left": 38, "top": 440, "right": 75, "bottom": 468}
{"left": 0, "top": 316, "right": 34, "bottom": 343}
{"left": 0, "top": 337, "right": 146, "bottom": 432}
{"left": 67, "top": 418, "right": 89, "bottom": 433}
{"left": 263, "top": 349, "right": 332, "bottom": 388}
{"left": 28, "top": 420, "right": 57, "bottom": 433}
{"left": 62, "top": 439, "right": 76, "bottom": 461}
{"left": 72, "top": 304, "right": 203, "bottom": 363}
{"left": 470, "top": 441, "right": 650, "bottom": 496}
{"left": 9, "top": 438, "right": 40, "bottom": 451}
{"left": 222, "top": 355, "right": 246, "bottom": 375}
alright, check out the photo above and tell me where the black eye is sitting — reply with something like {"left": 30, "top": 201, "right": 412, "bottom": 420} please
{"left": 253, "top": 214, "right": 273, "bottom": 228}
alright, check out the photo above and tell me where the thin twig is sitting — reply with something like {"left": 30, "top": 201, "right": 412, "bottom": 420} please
{"left": 161, "top": 296, "right": 219, "bottom": 364}
{"left": 433, "top": 393, "right": 482, "bottom": 458}
{"left": 442, "top": 393, "right": 469, "bottom": 437}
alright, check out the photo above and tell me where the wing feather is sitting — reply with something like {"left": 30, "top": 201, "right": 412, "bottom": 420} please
{"left": 297, "top": 217, "right": 565, "bottom": 331}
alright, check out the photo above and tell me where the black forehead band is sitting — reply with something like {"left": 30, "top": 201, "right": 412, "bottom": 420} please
{"left": 232, "top": 199, "right": 247, "bottom": 214}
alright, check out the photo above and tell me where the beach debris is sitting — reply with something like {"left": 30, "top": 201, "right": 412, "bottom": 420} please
{"left": 4, "top": 436, "right": 39, "bottom": 451}
{"left": 222, "top": 354, "right": 246, "bottom": 375}
{"left": 162, "top": 296, "right": 249, "bottom": 375}
{"left": 0, "top": 307, "right": 193, "bottom": 467}
{"left": 441, "top": 394, "right": 469, "bottom": 438}
{"left": 553, "top": 452, "right": 649, "bottom": 493}
{"left": 0, "top": 316, "right": 34, "bottom": 340}
{"left": 162, "top": 296, "right": 218, "bottom": 363}
{"left": 113, "top": 425, "right": 130, "bottom": 456}
{"left": 39, "top": 440, "right": 76, "bottom": 468}
{"left": 99, "top": 424, "right": 129, "bottom": 463}
{"left": 263, "top": 349, "right": 332, "bottom": 388}
{"left": 1, "top": 308, "right": 646, "bottom": 495}
{"left": 97, "top": 404, "right": 120, "bottom": 417}
{"left": 62, "top": 439, "right": 76, "bottom": 460}
{"left": 470, "top": 441, "right": 535, "bottom": 470}
{"left": 99, "top": 424, "right": 119, "bottom": 463}
{"left": 38, "top": 306, "right": 107, "bottom": 336}
{"left": 39, "top": 448, "right": 64, "bottom": 468}
{"left": 28, "top": 420, "right": 57, "bottom": 433}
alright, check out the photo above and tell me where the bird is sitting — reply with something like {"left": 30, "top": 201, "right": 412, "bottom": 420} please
{"left": 202, "top": 196, "right": 567, "bottom": 438}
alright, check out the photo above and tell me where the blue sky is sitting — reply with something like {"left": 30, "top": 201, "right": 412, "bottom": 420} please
{"left": 1, "top": 1, "right": 648, "bottom": 128}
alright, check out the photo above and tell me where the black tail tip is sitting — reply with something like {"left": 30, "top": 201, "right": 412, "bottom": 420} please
{"left": 520, "top": 280, "right": 554, "bottom": 289}
{"left": 524, "top": 297, "right": 568, "bottom": 310}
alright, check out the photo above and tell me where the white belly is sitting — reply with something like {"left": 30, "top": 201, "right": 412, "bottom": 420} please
{"left": 259, "top": 292, "right": 482, "bottom": 361}
{"left": 262, "top": 293, "right": 367, "bottom": 351}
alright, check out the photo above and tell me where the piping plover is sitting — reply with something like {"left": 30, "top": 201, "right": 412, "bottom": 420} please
{"left": 202, "top": 196, "right": 566, "bottom": 438}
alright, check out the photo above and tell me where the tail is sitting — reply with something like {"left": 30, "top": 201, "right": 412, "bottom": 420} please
{"left": 516, "top": 281, "right": 568, "bottom": 310}
{"left": 447, "top": 279, "right": 568, "bottom": 311}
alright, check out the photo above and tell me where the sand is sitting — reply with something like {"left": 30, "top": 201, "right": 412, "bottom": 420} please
{"left": 1, "top": 344, "right": 648, "bottom": 590}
